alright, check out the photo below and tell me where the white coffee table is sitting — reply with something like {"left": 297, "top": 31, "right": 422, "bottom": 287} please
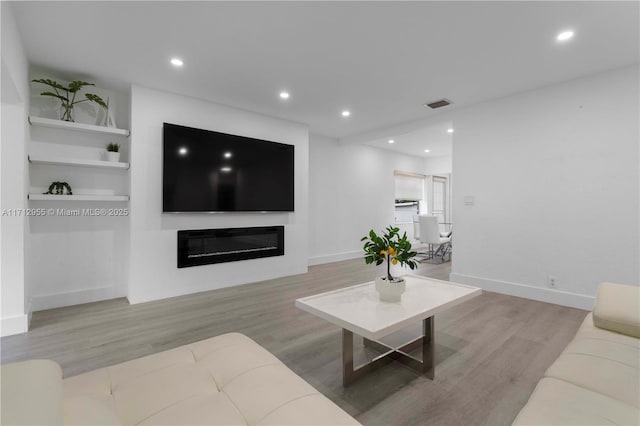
{"left": 295, "top": 275, "right": 481, "bottom": 385}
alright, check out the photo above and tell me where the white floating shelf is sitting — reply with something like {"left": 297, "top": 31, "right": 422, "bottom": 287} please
{"left": 28, "top": 116, "right": 130, "bottom": 137}
{"left": 28, "top": 155, "right": 129, "bottom": 170}
{"left": 28, "top": 194, "right": 129, "bottom": 202}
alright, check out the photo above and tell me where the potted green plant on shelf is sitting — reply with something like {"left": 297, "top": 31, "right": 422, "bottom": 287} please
{"left": 44, "top": 181, "right": 72, "bottom": 195}
{"left": 361, "top": 226, "right": 419, "bottom": 302}
{"left": 32, "top": 79, "right": 107, "bottom": 122}
{"left": 105, "top": 143, "right": 120, "bottom": 162}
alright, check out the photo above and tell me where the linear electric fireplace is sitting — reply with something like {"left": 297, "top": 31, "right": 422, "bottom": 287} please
{"left": 177, "top": 226, "right": 284, "bottom": 268}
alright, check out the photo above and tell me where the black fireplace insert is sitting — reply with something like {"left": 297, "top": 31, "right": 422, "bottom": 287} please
{"left": 177, "top": 226, "right": 284, "bottom": 268}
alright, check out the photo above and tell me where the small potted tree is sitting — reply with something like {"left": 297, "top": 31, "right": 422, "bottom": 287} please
{"left": 361, "top": 226, "right": 419, "bottom": 302}
{"left": 105, "top": 143, "right": 120, "bottom": 162}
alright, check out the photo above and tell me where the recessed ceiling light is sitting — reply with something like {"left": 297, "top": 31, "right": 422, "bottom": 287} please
{"left": 220, "top": 166, "right": 232, "bottom": 173}
{"left": 556, "top": 30, "right": 574, "bottom": 41}
{"left": 279, "top": 91, "right": 290, "bottom": 99}
{"left": 223, "top": 151, "right": 232, "bottom": 159}
{"left": 170, "top": 58, "right": 184, "bottom": 67}
{"left": 388, "top": 139, "right": 395, "bottom": 144}
{"left": 424, "top": 149, "right": 430, "bottom": 153}
{"left": 178, "top": 147, "right": 188, "bottom": 155}
{"left": 341, "top": 110, "right": 351, "bottom": 117}
{"left": 447, "top": 128, "right": 454, "bottom": 133}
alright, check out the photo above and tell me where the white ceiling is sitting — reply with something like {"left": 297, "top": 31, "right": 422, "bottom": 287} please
{"left": 365, "top": 121, "right": 453, "bottom": 158}
{"left": 10, "top": 1, "right": 639, "bottom": 146}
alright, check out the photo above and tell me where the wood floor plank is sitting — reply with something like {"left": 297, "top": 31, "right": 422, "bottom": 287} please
{"left": 0, "top": 259, "right": 586, "bottom": 425}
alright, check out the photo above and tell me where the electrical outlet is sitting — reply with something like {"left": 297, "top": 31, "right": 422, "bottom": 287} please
{"left": 548, "top": 276, "right": 557, "bottom": 288}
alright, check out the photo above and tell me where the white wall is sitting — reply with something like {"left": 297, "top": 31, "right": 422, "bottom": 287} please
{"left": 424, "top": 156, "right": 452, "bottom": 175}
{"left": 1, "top": 2, "right": 30, "bottom": 336}
{"left": 128, "top": 85, "right": 309, "bottom": 304}
{"left": 450, "top": 65, "right": 640, "bottom": 309}
{"left": 308, "top": 134, "right": 426, "bottom": 265}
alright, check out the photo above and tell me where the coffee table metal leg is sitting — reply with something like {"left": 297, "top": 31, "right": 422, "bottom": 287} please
{"left": 424, "top": 316, "right": 435, "bottom": 379}
{"left": 342, "top": 328, "right": 354, "bottom": 385}
{"left": 343, "top": 329, "right": 395, "bottom": 386}
{"left": 393, "top": 317, "right": 434, "bottom": 378}
{"left": 342, "top": 317, "right": 435, "bottom": 385}
{"left": 363, "top": 336, "right": 390, "bottom": 353}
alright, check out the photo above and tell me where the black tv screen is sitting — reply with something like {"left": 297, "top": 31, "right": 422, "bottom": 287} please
{"left": 163, "top": 123, "right": 294, "bottom": 212}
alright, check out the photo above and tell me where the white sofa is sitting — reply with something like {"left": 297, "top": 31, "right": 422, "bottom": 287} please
{"left": 1, "top": 333, "right": 360, "bottom": 426}
{"left": 513, "top": 282, "right": 640, "bottom": 425}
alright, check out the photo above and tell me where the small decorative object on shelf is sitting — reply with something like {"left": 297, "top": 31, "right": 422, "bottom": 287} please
{"left": 97, "top": 97, "right": 117, "bottom": 128}
{"left": 44, "top": 181, "right": 73, "bottom": 195}
{"left": 361, "top": 226, "right": 418, "bottom": 302}
{"left": 105, "top": 142, "right": 120, "bottom": 162}
{"left": 32, "top": 79, "right": 107, "bottom": 122}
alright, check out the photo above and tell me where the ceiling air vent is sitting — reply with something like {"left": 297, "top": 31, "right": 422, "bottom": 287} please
{"left": 424, "top": 99, "right": 452, "bottom": 109}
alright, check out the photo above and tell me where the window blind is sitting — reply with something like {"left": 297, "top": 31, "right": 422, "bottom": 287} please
{"left": 394, "top": 171, "right": 425, "bottom": 200}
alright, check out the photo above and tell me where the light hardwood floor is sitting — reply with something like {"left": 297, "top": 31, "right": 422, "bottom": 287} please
{"left": 1, "top": 259, "right": 587, "bottom": 425}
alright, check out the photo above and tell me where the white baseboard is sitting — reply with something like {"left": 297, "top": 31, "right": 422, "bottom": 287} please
{"left": 449, "top": 273, "right": 595, "bottom": 311}
{"left": 30, "top": 286, "right": 118, "bottom": 311}
{"left": 1, "top": 314, "right": 29, "bottom": 337}
{"left": 26, "top": 299, "right": 33, "bottom": 328}
{"left": 309, "top": 250, "right": 362, "bottom": 266}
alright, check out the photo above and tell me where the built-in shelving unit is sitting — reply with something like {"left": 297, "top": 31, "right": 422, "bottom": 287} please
{"left": 28, "top": 116, "right": 130, "bottom": 137}
{"left": 28, "top": 115, "right": 131, "bottom": 202}
{"left": 28, "top": 194, "right": 129, "bottom": 202}
{"left": 28, "top": 155, "right": 129, "bottom": 170}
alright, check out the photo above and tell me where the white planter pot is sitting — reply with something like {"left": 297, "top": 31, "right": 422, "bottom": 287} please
{"left": 105, "top": 151, "right": 120, "bottom": 162}
{"left": 375, "top": 276, "right": 406, "bottom": 303}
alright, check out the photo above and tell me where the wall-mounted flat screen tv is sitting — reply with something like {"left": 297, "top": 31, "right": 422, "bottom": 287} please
{"left": 163, "top": 123, "right": 294, "bottom": 212}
